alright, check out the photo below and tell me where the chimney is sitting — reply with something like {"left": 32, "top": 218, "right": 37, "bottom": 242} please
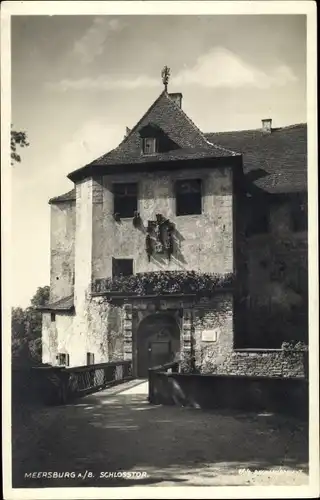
{"left": 168, "top": 93, "right": 183, "bottom": 108}
{"left": 262, "top": 118, "right": 272, "bottom": 133}
{"left": 124, "top": 126, "right": 131, "bottom": 139}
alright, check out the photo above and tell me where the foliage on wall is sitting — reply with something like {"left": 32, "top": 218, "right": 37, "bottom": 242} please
{"left": 92, "top": 271, "right": 234, "bottom": 296}
{"left": 173, "top": 350, "right": 197, "bottom": 374}
{"left": 282, "top": 341, "right": 308, "bottom": 352}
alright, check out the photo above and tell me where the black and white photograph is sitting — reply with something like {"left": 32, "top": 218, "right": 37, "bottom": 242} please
{"left": 2, "top": 1, "right": 318, "bottom": 499}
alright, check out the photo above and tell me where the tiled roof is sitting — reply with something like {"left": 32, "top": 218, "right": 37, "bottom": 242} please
{"left": 68, "top": 91, "right": 238, "bottom": 181}
{"left": 205, "top": 124, "right": 307, "bottom": 194}
{"left": 49, "top": 188, "right": 76, "bottom": 204}
{"left": 66, "top": 88, "right": 306, "bottom": 194}
{"left": 38, "top": 295, "right": 74, "bottom": 312}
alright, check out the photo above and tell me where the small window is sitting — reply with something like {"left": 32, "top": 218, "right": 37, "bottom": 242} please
{"left": 113, "top": 183, "right": 137, "bottom": 218}
{"left": 292, "top": 200, "right": 307, "bottom": 232}
{"left": 175, "top": 179, "right": 202, "bottom": 216}
{"left": 56, "top": 353, "right": 70, "bottom": 366}
{"left": 51, "top": 313, "right": 56, "bottom": 322}
{"left": 86, "top": 352, "right": 95, "bottom": 365}
{"left": 112, "top": 258, "right": 133, "bottom": 278}
{"left": 142, "top": 137, "right": 156, "bottom": 155}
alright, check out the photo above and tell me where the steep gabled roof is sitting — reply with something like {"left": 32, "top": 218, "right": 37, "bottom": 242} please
{"left": 68, "top": 91, "right": 238, "bottom": 181}
{"left": 49, "top": 188, "right": 76, "bottom": 204}
{"left": 205, "top": 124, "right": 307, "bottom": 194}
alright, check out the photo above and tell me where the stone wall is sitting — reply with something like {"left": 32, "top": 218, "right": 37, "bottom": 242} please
{"left": 42, "top": 298, "right": 124, "bottom": 367}
{"left": 214, "top": 350, "right": 306, "bottom": 378}
{"left": 91, "top": 166, "right": 234, "bottom": 279}
{"left": 42, "top": 312, "right": 73, "bottom": 366}
{"left": 176, "top": 292, "right": 305, "bottom": 378}
{"left": 192, "top": 293, "right": 234, "bottom": 371}
{"left": 42, "top": 291, "right": 305, "bottom": 378}
{"left": 49, "top": 201, "right": 75, "bottom": 302}
{"left": 46, "top": 175, "right": 307, "bottom": 375}
{"left": 149, "top": 371, "right": 308, "bottom": 417}
{"left": 74, "top": 178, "right": 93, "bottom": 312}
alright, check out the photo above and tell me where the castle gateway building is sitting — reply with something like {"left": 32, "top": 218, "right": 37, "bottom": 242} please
{"left": 40, "top": 81, "right": 307, "bottom": 378}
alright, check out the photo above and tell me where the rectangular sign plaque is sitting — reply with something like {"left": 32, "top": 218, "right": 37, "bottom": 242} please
{"left": 201, "top": 329, "right": 218, "bottom": 342}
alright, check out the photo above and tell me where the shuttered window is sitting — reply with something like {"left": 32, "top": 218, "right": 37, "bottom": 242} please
{"left": 175, "top": 179, "right": 202, "bottom": 216}
{"left": 56, "top": 353, "right": 70, "bottom": 366}
{"left": 113, "top": 183, "right": 138, "bottom": 218}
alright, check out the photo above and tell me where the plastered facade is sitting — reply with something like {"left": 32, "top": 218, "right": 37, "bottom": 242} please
{"left": 92, "top": 166, "right": 234, "bottom": 278}
{"left": 42, "top": 298, "right": 124, "bottom": 367}
{"left": 49, "top": 201, "right": 75, "bottom": 302}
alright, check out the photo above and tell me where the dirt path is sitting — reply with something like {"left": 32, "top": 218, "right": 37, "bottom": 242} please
{"left": 12, "top": 379, "right": 308, "bottom": 488}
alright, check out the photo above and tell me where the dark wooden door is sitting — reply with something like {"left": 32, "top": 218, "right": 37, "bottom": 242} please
{"left": 148, "top": 340, "right": 172, "bottom": 369}
{"left": 136, "top": 314, "right": 180, "bottom": 378}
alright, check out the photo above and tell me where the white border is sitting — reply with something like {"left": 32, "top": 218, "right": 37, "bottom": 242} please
{"left": 1, "top": 2, "right": 318, "bottom": 499}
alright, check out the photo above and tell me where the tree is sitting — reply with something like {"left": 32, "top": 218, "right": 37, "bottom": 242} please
{"left": 11, "top": 286, "right": 50, "bottom": 366}
{"left": 11, "top": 126, "right": 29, "bottom": 165}
{"left": 30, "top": 286, "right": 50, "bottom": 308}
{"left": 12, "top": 307, "right": 29, "bottom": 361}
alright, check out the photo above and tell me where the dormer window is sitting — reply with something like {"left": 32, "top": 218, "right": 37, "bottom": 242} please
{"left": 142, "top": 137, "right": 157, "bottom": 155}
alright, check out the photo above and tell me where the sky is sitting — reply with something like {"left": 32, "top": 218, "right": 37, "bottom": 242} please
{"left": 11, "top": 14, "right": 306, "bottom": 307}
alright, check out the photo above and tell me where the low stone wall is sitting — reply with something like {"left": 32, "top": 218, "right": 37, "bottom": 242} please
{"left": 207, "top": 349, "right": 307, "bottom": 378}
{"left": 148, "top": 371, "right": 308, "bottom": 419}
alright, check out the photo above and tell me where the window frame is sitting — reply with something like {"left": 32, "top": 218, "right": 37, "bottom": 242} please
{"left": 112, "top": 182, "right": 138, "bottom": 219}
{"left": 175, "top": 178, "right": 203, "bottom": 216}
{"left": 142, "top": 137, "right": 157, "bottom": 155}
{"left": 56, "top": 353, "right": 70, "bottom": 367}
{"left": 86, "top": 352, "right": 95, "bottom": 365}
{"left": 112, "top": 257, "right": 134, "bottom": 278}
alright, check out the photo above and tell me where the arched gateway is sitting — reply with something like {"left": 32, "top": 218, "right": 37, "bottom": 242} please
{"left": 136, "top": 313, "right": 180, "bottom": 378}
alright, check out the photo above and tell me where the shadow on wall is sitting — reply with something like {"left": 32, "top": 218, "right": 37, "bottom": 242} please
{"left": 239, "top": 276, "right": 308, "bottom": 348}
{"left": 145, "top": 226, "right": 187, "bottom": 267}
{"left": 173, "top": 229, "right": 187, "bottom": 265}
{"left": 149, "top": 373, "right": 308, "bottom": 420}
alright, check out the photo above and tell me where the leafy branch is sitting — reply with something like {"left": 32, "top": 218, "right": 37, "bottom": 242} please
{"left": 11, "top": 126, "right": 29, "bottom": 165}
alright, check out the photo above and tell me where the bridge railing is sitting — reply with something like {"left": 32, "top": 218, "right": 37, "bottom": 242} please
{"left": 33, "top": 360, "right": 133, "bottom": 405}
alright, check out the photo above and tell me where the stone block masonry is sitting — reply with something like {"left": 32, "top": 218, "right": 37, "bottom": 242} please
{"left": 123, "top": 304, "right": 133, "bottom": 361}
{"left": 188, "top": 293, "right": 306, "bottom": 378}
{"left": 215, "top": 350, "right": 306, "bottom": 378}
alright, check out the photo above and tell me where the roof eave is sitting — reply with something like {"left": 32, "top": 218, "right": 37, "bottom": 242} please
{"left": 49, "top": 198, "right": 76, "bottom": 205}
{"left": 67, "top": 163, "right": 94, "bottom": 183}
{"left": 48, "top": 188, "right": 76, "bottom": 205}
{"left": 67, "top": 154, "right": 241, "bottom": 183}
{"left": 37, "top": 304, "right": 75, "bottom": 312}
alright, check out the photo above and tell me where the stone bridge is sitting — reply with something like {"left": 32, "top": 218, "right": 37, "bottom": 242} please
{"left": 12, "top": 379, "right": 308, "bottom": 489}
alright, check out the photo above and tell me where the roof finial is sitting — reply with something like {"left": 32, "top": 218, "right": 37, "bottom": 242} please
{"left": 161, "top": 65, "right": 170, "bottom": 91}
